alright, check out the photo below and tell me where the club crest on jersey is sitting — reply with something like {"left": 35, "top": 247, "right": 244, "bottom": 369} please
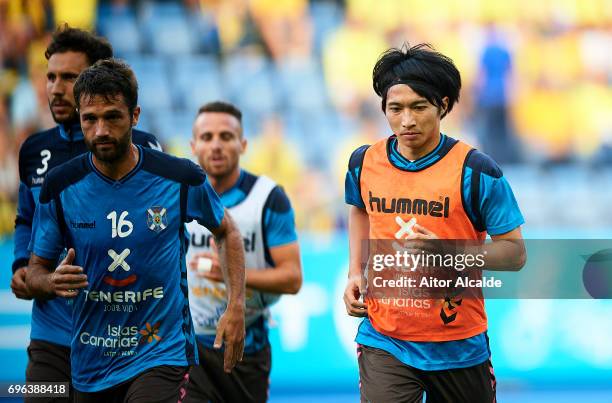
{"left": 147, "top": 206, "right": 167, "bottom": 233}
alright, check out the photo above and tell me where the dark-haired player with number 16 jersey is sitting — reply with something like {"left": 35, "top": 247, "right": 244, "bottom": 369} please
{"left": 11, "top": 25, "right": 161, "bottom": 403}
{"left": 26, "top": 59, "right": 246, "bottom": 403}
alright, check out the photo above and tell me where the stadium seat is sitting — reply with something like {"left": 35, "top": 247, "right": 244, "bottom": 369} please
{"left": 283, "top": 109, "right": 343, "bottom": 169}
{"left": 189, "top": 11, "right": 221, "bottom": 54}
{"left": 151, "top": 109, "right": 193, "bottom": 139}
{"left": 223, "top": 53, "right": 279, "bottom": 115}
{"left": 139, "top": 1, "right": 185, "bottom": 19}
{"left": 123, "top": 55, "right": 173, "bottom": 111}
{"left": 134, "top": 109, "right": 153, "bottom": 133}
{"left": 97, "top": 14, "right": 142, "bottom": 56}
{"left": 139, "top": 2, "right": 196, "bottom": 55}
{"left": 277, "top": 57, "right": 330, "bottom": 112}
{"left": 309, "top": 1, "right": 344, "bottom": 55}
{"left": 172, "top": 56, "right": 225, "bottom": 112}
{"left": 240, "top": 110, "right": 261, "bottom": 138}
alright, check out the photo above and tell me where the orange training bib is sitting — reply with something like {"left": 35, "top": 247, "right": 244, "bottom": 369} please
{"left": 360, "top": 137, "right": 487, "bottom": 342}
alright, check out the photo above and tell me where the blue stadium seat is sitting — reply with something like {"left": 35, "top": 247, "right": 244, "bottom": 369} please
{"left": 97, "top": 14, "right": 142, "bottom": 56}
{"left": 148, "top": 16, "right": 196, "bottom": 55}
{"left": 123, "top": 55, "right": 172, "bottom": 111}
{"left": 172, "top": 56, "right": 225, "bottom": 112}
{"left": 139, "top": 1, "right": 185, "bottom": 19}
{"left": 277, "top": 58, "right": 329, "bottom": 112}
{"left": 309, "top": 1, "right": 344, "bottom": 55}
{"left": 283, "top": 109, "right": 341, "bottom": 169}
{"left": 189, "top": 11, "right": 221, "bottom": 54}
{"left": 223, "top": 53, "right": 279, "bottom": 115}
{"left": 150, "top": 109, "right": 194, "bottom": 143}
{"left": 139, "top": 3, "right": 196, "bottom": 55}
{"left": 134, "top": 109, "right": 153, "bottom": 133}
{"left": 240, "top": 110, "right": 261, "bottom": 138}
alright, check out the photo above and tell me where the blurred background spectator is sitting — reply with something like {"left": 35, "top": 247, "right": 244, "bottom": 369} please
{"left": 473, "top": 26, "right": 520, "bottom": 164}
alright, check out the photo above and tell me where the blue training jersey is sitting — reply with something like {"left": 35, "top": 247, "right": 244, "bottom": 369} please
{"left": 29, "top": 145, "right": 224, "bottom": 392}
{"left": 14, "top": 123, "right": 161, "bottom": 348}
{"left": 345, "top": 134, "right": 524, "bottom": 371}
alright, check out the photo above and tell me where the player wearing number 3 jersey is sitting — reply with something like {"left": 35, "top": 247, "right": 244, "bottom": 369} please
{"left": 26, "top": 59, "right": 246, "bottom": 402}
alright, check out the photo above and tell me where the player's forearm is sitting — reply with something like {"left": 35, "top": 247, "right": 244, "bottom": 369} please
{"left": 348, "top": 206, "right": 369, "bottom": 278}
{"left": 12, "top": 220, "right": 33, "bottom": 274}
{"left": 245, "top": 265, "right": 302, "bottom": 294}
{"left": 14, "top": 183, "right": 36, "bottom": 272}
{"left": 475, "top": 239, "right": 526, "bottom": 271}
{"left": 217, "top": 226, "right": 246, "bottom": 307}
{"left": 25, "top": 263, "right": 55, "bottom": 300}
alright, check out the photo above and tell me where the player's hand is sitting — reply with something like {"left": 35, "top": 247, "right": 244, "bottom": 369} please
{"left": 406, "top": 223, "right": 443, "bottom": 255}
{"left": 407, "top": 224, "right": 439, "bottom": 240}
{"left": 214, "top": 303, "right": 245, "bottom": 373}
{"left": 50, "top": 248, "right": 88, "bottom": 298}
{"left": 189, "top": 239, "right": 223, "bottom": 281}
{"left": 11, "top": 267, "right": 32, "bottom": 300}
{"left": 188, "top": 252, "right": 223, "bottom": 281}
{"left": 343, "top": 275, "right": 367, "bottom": 317}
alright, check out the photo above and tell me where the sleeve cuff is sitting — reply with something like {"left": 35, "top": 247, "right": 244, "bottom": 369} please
{"left": 215, "top": 207, "right": 225, "bottom": 229}
{"left": 487, "top": 219, "right": 525, "bottom": 236}
{"left": 12, "top": 258, "right": 29, "bottom": 274}
{"left": 345, "top": 197, "right": 366, "bottom": 209}
{"left": 267, "top": 237, "right": 299, "bottom": 249}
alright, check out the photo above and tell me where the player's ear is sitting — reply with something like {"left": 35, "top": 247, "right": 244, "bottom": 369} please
{"left": 190, "top": 137, "right": 196, "bottom": 156}
{"left": 440, "top": 97, "right": 449, "bottom": 117}
{"left": 131, "top": 106, "right": 141, "bottom": 127}
{"left": 240, "top": 137, "right": 247, "bottom": 155}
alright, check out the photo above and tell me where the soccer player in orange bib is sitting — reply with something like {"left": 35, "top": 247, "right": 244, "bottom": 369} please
{"left": 343, "top": 44, "right": 526, "bottom": 402}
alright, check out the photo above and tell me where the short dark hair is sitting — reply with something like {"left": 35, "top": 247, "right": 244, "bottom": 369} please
{"left": 45, "top": 24, "right": 113, "bottom": 65}
{"left": 197, "top": 101, "right": 242, "bottom": 124}
{"left": 372, "top": 43, "right": 461, "bottom": 118}
{"left": 73, "top": 59, "right": 138, "bottom": 114}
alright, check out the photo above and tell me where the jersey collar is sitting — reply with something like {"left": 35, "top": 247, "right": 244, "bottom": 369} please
{"left": 218, "top": 169, "right": 245, "bottom": 197}
{"left": 58, "top": 122, "right": 84, "bottom": 142}
{"left": 387, "top": 133, "right": 458, "bottom": 172}
{"left": 88, "top": 144, "right": 144, "bottom": 185}
{"left": 218, "top": 170, "right": 247, "bottom": 207}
